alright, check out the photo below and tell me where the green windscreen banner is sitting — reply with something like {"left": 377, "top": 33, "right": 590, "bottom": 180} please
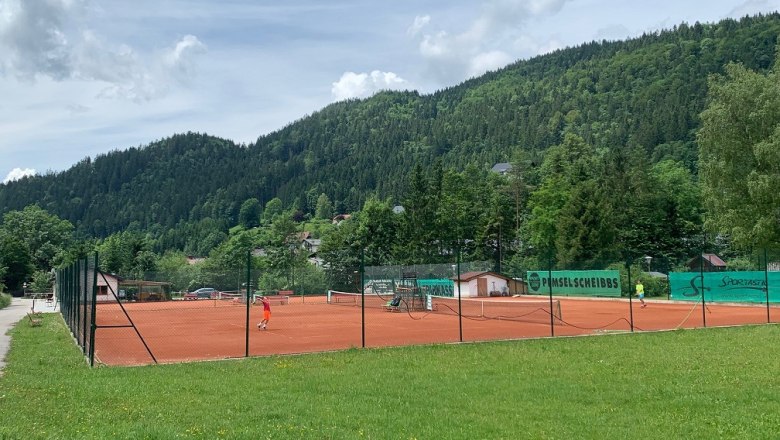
{"left": 525, "top": 270, "right": 622, "bottom": 297}
{"left": 669, "top": 271, "right": 779, "bottom": 303}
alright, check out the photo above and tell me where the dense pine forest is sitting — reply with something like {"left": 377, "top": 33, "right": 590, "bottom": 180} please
{"left": 2, "top": 14, "right": 780, "bottom": 294}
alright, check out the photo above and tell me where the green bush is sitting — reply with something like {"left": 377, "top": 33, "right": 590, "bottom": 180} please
{"left": 0, "top": 293, "right": 11, "bottom": 310}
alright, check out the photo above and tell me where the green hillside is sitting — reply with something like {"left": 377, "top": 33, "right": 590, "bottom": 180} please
{"left": 1, "top": 13, "right": 779, "bottom": 246}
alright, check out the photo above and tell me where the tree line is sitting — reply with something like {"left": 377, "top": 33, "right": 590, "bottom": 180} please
{"left": 2, "top": 14, "right": 780, "bottom": 294}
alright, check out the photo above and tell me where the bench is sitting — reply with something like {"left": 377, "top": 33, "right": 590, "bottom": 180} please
{"left": 382, "top": 304, "right": 400, "bottom": 312}
{"left": 382, "top": 297, "right": 403, "bottom": 312}
{"left": 28, "top": 312, "right": 42, "bottom": 327}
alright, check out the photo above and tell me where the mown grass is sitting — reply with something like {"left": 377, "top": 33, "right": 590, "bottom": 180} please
{"left": 1, "top": 314, "right": 778, "bottom": 439}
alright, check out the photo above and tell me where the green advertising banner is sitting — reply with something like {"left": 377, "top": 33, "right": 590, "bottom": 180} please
{"left": 525, "top": 270, "right": 622, "bottom": 297}
{"left": 669, "top": 271, "right": 780, "bottom": 303}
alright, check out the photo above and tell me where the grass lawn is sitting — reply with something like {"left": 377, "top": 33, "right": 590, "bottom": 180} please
{"left": 0, "top": 314, "right": 778, "bottom": 439}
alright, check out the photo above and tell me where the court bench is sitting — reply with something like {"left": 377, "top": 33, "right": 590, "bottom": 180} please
{"left": 382, "top": 296, "right": 404, "bottom": 312}
{"left": 28, "top": 312, "right": 43, "bottom": 327}
{"left": 382, "top": 303, "right": 400, "bottom": 312}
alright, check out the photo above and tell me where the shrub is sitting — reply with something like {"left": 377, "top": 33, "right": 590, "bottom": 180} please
{"left": 0, "top": 293, "right": 11, "bottom": 310}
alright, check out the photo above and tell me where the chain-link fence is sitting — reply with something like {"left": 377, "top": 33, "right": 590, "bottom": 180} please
{"left": 56, "top": 254, "right": 97, "bottom": 366}
{"left": 55, "top": 246, "right": 779, "bottom": 367}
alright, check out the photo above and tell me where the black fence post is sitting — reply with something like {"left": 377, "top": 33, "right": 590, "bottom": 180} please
{"left": 547, "top": 255, "right": 554, "bottom": 337}
{"left": 627, "top": 261, "right": 634, "bottom": 333}
{"left": 764, "top": 248, "right": 770, "bottom": 323}
{"left": 81, "top": 256, "right": 88, "bottom": 352}
{"left": 700, "top": 252, "right": 707, "bottom": 328}
{"left": 89, "top": 252, "right": 98, "bottom": 367}
{"left": 360, "top": 247, "right": 365, "bottom": 349}
{"left": 246, "top": 249, "right": 251, "bottom": 357}
{"left": 457, "top": 242, "right": 463, "bottom": 343}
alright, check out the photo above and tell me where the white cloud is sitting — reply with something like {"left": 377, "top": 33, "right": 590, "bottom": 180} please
{"left": 407, "top": 15, "right": 430, "bottom": 37}
{"left": 727, "top": 0, "right": 775, "bottom": 17}
{"left": 537, "top": 38, "right": 564, "bottom": 56}
{"left": 0, "top": 0, "right": 206, "bottom": 101}
{"left": 331, "top": 70, "right": 409, "bottom": 101}
{"left": 468, "top": 50, "right": 513, "bottom": 77}
{"left": 3, "top": 167, "right": 37, "bottom": 184}
{"left": 594, "top": 24, "right": 633, "bottom": 42}
{"left": 412, "top": 0, "right": 572, "bottom": 83}
{"left": 0, "top": 0, "right": 82, "bottom": 80}
{"left": 420, "top": 31, "right": 451, "bottom": 58}
{"left": 165, "top": 34, "right": 207, "bottom": 80}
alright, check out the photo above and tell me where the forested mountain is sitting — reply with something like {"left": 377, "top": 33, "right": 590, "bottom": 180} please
{"left": 2, "top": 14, "right": 780, "bottom": 252}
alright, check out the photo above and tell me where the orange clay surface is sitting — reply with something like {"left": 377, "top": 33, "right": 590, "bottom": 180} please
{"left": 92, "top": 295, "right": 777, "bottom": 366}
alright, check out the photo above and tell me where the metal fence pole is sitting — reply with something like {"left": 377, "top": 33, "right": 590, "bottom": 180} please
{"left": 764, "top": 248, "right": 770, "bottom": 323}
{"left": 89, "top": 252, "right": 98, "bottom": 367}
{"left": 627, "top": 262, "right": 634, "bottom": 333}
{"left": 246, "top": 249, "right": 251, "bottom": 357}
{"left": 547, "top": 255, "right": 554, "bottom": 337}
{"left": 457, "top": 243, "right": 463, "bottom": 343}
{"left": 700, "top": 252, "right": 707, "bottom": 328}
{"left": 81, "top": 257, "right": 87, "bottom": 352}
{"left": 361, "top": 248, "right": 365, "bottom": 348}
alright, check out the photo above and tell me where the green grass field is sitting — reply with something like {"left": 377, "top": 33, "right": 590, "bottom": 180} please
{"left": 1, "top": 314, "right": 778, "bottom": 439}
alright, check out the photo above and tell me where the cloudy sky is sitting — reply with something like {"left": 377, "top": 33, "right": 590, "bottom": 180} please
{"left": 2, "top": 0, "right": 779, "bottom": 183}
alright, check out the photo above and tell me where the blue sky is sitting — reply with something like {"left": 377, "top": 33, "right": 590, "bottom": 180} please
{"left": 2, "top": 0, "right": 779, "bottom": 183}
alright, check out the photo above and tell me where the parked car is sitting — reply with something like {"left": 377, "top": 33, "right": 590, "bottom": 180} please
{"left": 184, "top": 287, "right": 218, "bottom": 300}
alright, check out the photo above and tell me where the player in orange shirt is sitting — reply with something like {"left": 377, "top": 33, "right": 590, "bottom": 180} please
{"left": 258, "top": 296, "right": 271, "bottom": 330}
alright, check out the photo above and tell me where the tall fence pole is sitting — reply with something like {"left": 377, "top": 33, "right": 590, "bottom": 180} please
{"left": 457, "top": 243, "right": 463, "bottom": 343}
{"left": 89, "top": 252, "right": 98, "bottom": 367}
{"left": 81, "top": 256, "right": 88, "bottom": 352}
{"left": 627, "top": 262, "right": 634, "bottom": 333}
{"left": 764, "top": 248, "right": 771, "bottom": 323}
{"left": 361, "top": 248, "right": 365, "bottom": 348}
{"left": 547, "top": 255, "right": 554, "bottom": 337}
{"left": 245, "top": 249, "right": 251, "bottom": 357}
{"left": 699, "top": 253, "right": 707, "bottom": 327}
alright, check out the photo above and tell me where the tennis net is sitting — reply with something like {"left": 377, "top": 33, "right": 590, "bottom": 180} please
{"left": 327, "top": 290, "right": 562, "bottom": 323}
{"left": 430, "top": 297, "right": 562, "bottom": 324}
{"left": 217, "top": 291, "right": 247, "bottom": 304}
{"left": 327, "top": 290, "right": 393, "bottom": 308}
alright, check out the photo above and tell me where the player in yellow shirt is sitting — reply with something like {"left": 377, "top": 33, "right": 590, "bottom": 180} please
{"left": 635, "top": 280, "right": 646, "bottom": 308}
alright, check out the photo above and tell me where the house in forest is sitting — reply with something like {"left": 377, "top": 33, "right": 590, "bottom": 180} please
{"left": 302, "top": 238, "right": 321, "bottom": 254}
{"left": 491, "top": 163, "right": 512, "bottom": 175}
{"left": 186, "top": 256, "right": 205, "bottom": 265}
{"left": 686, "top": 253, "right": 727, "bottom": 272}
{"left": 332, "top": 214, "right": 352, "bottom": 224}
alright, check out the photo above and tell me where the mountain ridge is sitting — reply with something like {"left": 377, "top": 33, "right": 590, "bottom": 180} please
{"left": 2, "top": 13, "right": 779, "bottom": 243}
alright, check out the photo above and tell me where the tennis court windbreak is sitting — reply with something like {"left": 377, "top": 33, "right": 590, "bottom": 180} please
{"left": 526, "top": 270, "right": 622, "bottom": 297}
{"left": 670, "top": 271, "right": 780, "bottom": 303}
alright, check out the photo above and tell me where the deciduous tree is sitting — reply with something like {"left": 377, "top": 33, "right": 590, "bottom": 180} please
{"left": 698, "top": 57, "right": 780, "bottom": 248}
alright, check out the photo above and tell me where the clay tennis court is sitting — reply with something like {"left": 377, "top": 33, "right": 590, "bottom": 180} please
{"left": 92, "top": 295, "right": 778, "bottom": 366}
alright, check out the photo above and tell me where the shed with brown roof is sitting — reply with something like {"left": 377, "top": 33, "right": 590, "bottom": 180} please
{"left": 686, "top": 253, "right": 727, "bottom": 272}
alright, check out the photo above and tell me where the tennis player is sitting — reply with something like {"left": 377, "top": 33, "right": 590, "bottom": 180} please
{"left": 635, "top": 279, "right": 646, "bottom": 308}
{"left": 258, "top": 296, "right": 271, "bottom": 330}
